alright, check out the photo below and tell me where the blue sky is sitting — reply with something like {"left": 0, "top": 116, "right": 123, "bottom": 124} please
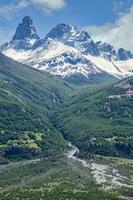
{"left": 0, "top": 0, "right": 133, "bottom": 50}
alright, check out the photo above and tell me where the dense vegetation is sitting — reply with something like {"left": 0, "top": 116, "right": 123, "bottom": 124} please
{"left": 53, "top": 77, "right": 133, "bottom": 159}
{"left": 0, "top": 53, "right": 117, "bottom": 162}
{"left": 0, "top": 53, "right": 75, "bottom": 162}
{"left": 0, "top": 53, "right": 133, "bottom": 199}
{"left": 0, "top": 187, "right": 121, "bottom": 200}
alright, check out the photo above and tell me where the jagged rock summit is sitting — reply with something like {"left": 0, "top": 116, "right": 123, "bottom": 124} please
{"left": 12, "top": 16, "right": 40, "bottom": 41}
{"left": 0, "top": 16, "right": 40, "bottom": 51}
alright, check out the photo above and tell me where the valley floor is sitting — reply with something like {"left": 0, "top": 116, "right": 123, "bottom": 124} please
{"left": 0, "top": 142, "right": 133, "bottom": 200}
{"left": 67, "top": 143, "right": 133, "bottom": 190}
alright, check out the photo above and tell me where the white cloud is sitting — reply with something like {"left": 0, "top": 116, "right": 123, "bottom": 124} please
{"left": 31, "top": 0, "right": 66, "bottom": 13}
{"left": 84, "top": 5, "right": 133, "bottom": 51}
{"left": 0, "top": 0, "right": 29, "bottom": 18}
{"left": 0, "top": 0, "right": 67, "bottom": 18}
{"left": 113, "top": 1, "right": 124, "bottom": 14}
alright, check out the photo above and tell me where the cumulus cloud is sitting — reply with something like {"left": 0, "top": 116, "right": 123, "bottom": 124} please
{"left": 0, "top": 0, "right": 28, "bottom": 18}
{"left": 113, "top": 1, "right": 124, "bottom": 14}
{"left": 0, "top": 0, "right": 67, "bottom": 17}
{"left": 31, "top": 0, "right": 66, "bottom": 13}
{"left": 84, "top": 5, "right": 133, "bottom": 51}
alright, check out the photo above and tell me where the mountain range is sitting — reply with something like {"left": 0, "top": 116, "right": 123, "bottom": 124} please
{"left": 1, "top": 16, "right": 133, "bottom": 83}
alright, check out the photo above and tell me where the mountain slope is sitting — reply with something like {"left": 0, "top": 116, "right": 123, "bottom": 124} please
{"left": 1, "top": 17, "right": 133, "bottom": 83}
{"left": 52, "top": 76, "right": 133, "bottom": 159}
{"left": 0, "top": 53, "right": 75, "bottom": 162}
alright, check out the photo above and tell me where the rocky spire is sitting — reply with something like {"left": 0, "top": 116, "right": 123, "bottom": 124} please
{"left": 12, "top": 16, "right": 40, "bottom": 40}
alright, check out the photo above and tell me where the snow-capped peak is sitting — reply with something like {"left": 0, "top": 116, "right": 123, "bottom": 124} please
{"left": 45, "top": 23, "right": 79, "bottom": 42}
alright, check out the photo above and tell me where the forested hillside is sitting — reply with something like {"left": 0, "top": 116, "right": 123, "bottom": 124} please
{"left": 0, "top": 53, "right": 74, "bottom": 162}
{"left": 53, "top": 77, "right": 133, "bottom": 158}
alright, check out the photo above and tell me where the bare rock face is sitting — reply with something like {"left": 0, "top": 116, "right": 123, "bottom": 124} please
{"left": 12, "top": 16, "right": 40, "bottom": 41}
